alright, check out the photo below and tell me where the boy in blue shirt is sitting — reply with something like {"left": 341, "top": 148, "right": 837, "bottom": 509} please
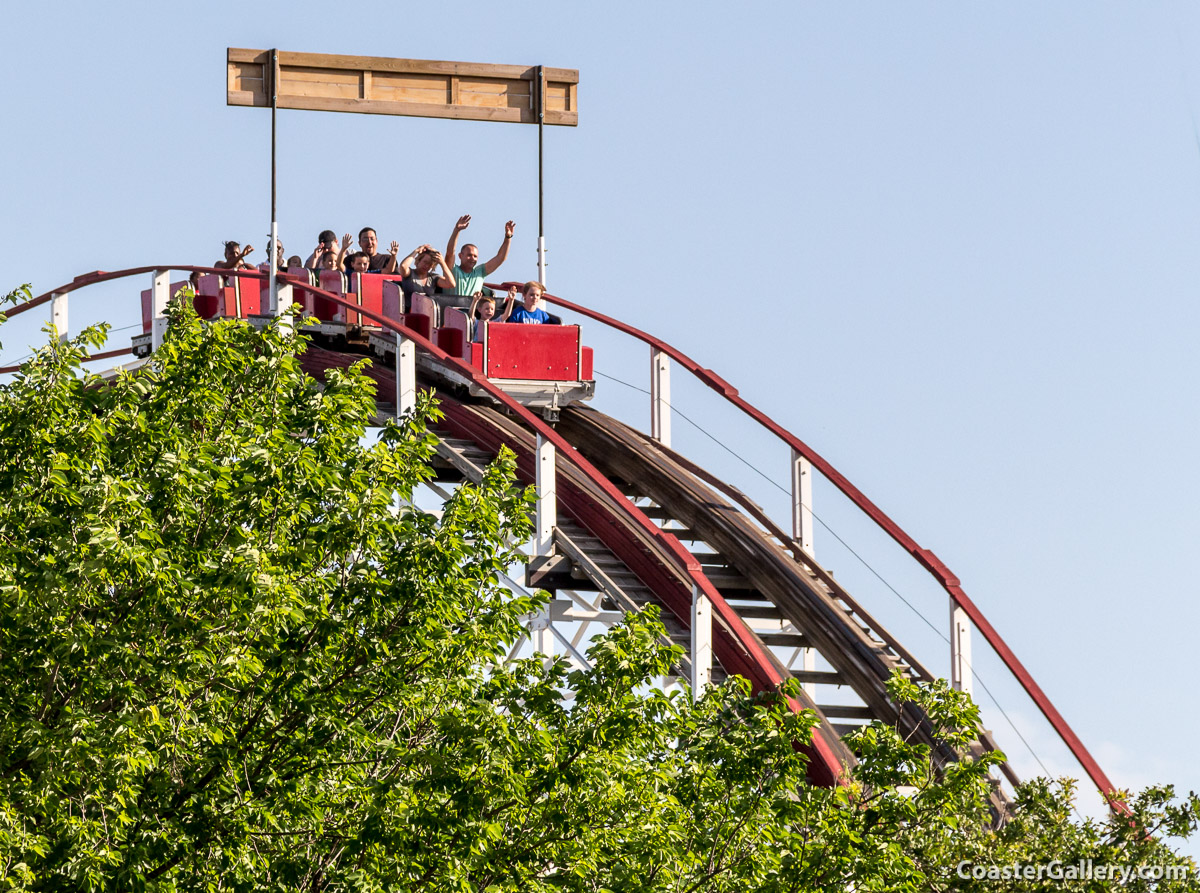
{"left": 507, "top": 281, "right": 552, "bottom": 325}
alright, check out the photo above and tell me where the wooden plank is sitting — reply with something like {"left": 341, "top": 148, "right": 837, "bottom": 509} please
{"left": 818, "top": 704, "right": 875, "bottom": 720}
{"left": 374, "top": 72, "right": 455, "bottom": 103}
{"left": 281, "top": 51, "right": 535, "bottom": 80}
{"left": 228, "top": 48, "right": 271, "bottom": 65}
{"left": 227, "top": 48, "right": 577, "bottom": 126}
{"left": 265, "top": 95, "right": 531, "bottom": 123}
{"left": 791, "top": 669, "right": 844, "bottom": 685}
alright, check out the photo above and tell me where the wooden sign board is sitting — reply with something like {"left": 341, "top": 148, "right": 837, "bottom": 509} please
{"left": 227, "top": 48, "right": 577, "bottom": 126}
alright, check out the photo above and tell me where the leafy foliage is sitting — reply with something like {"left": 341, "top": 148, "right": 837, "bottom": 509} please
{"left": 0, "top": 295, "right": 1197, "bottom": 891}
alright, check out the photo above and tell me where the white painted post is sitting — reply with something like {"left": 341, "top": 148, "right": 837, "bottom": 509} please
{"left": 950, "top": 600, "right": 973, "bottom": 695}
{"left": 49, "top": 292, "right": 67, "bottom": 343}
{"left": 534, "top": 434, "right": 556, "bottom": 557}
{"left": 394, "top": 333, "right": 415, "bottom": 416}
{"left": 150, "top": 270, "right": 170, "bottom": 352}
{"left": 650, "top": 347, "right": 671, "bottom": 447}
{"left": 274, "top": 278, "right": 293, "bottom": 336}
{"left": 790, "top": 448, "right": 816, "bottom": 697}
{"left": 691, "top": 582, "right": 712, "bottom": 701}
{"left": 537, "top": 236, "right": 547, "bottom": 287}
{"left": 790, "top": 449, "right": 814, "bottom": 555}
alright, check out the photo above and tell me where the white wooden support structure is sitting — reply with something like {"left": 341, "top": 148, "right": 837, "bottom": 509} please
{"left": 49, "top": 292, "right": 67, "bottom": 344}
{"left": 790, "top": 448, "right": 817, "bottom": 697}
{"left": 530, "top": 434, "right": 558, "bottom": 658}
{"left": 949, "top": 600, "right": 973, "bottom": 696}
{"left": 650, "top": 347, "right": 671, "bottom": 447}
{"left": 150, "top": 270, "right": 170, "bottom": 352}
{"left": 534, "top": 434, "right": 556, "bottom": 558}
{"left": 394, "top": 332, "right": 415, "bottom": 415}
{"left": 529, "top": 606, "right": 554, "bottom": 659}
{"left": 691, "top": 582, "right": 712, "bottom": 702}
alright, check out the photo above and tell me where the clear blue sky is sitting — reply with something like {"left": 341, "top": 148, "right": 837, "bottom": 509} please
{"left": 4, "top": 1, "right": 1199, "bottom": 826}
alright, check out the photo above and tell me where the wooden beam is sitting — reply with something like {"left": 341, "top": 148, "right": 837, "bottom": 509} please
{"left": 227, "top": 48, "right": 578, "bottom": 126}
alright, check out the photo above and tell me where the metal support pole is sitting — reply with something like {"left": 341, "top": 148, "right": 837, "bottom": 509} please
{"left": 150, "top": 269, "right": 170, "bottom": 351}
{"left": 534, "top": 434, "right": 556, "bottom": 557}
{"left": 650, "top": 347, "right": 671, "bottom": 447}
{"left": 268, "top": 48, "right": 279, "bottom": 309}
{"left": 536, "top": 65, "right": 547, "bottom": 286}
{"left": 950, "top": 600, "right": 973, "bottom": 696}
{"left": 394, "top": 333, "right": 415, "bottom": 415}
{"left": 691, "top": 583, "right": 712, "bottom": 701}
{"left": 49, "top": 292, "right": 67, "bottom": 344}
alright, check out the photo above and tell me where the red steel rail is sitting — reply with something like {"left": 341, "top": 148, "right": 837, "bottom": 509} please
{"left": 492, "top": 281, "right": 1124, "bottom": 810}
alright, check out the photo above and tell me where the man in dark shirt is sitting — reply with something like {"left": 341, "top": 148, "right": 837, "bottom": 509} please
{"left": 342, "top": 227, "right": 399, "bottom": 274}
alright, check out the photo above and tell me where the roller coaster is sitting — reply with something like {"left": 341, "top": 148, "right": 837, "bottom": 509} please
{"left": 2, "top": 264, "right": 1122, "bottom": 812}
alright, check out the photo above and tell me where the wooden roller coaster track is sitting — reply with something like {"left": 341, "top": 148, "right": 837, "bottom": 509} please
{"left": 2, "top": 265, "right": 1123, "bottom": 813}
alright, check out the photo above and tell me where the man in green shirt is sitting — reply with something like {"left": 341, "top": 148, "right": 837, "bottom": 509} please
{"left": 444, "top": 214, "right": 516, "bottom": 300}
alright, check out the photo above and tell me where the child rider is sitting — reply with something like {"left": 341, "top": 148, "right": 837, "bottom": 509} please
{"left": 469, "top": 288, "right": 517, "bottom": 342}
{"left": 506, "top": 281, "right": 552, "bottom": 325}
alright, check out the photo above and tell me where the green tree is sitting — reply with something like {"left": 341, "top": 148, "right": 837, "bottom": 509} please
{"left": 0, "top": 290, "right": 1196, "bottom": 891}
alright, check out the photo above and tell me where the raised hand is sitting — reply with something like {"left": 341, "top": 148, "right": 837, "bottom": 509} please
{"left": 455, "top": 215, "right": 471, "bottom": 232}
{"left": 241, "top": 244, "right": 254, "bottom": 257}
{"left": 504, "top": 220, "right": 515, "bottom": 239}
{"left": 389, "top": 240, "right": 399, "bottom": 255}
{"left": 341, "top": 233, "right": 352, "bottom": 251}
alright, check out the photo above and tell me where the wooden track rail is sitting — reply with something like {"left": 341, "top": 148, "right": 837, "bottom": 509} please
{"left": 556, "top": 405, "right": 1016, "bottom": 793}
{"left": 493, "top": 280, "right": 1123, "bottom": 810}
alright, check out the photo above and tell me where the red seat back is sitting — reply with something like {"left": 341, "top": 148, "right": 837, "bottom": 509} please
{"left": 140, "top": 280, "right": 191, "bottom": 332}
{"left": 231, "top": 273, "right": 263, "bottom": 318}
{"left": 382, "top": 280, "right": 404, "bottom": 321}
{"left": 348, "top": 273, "right": 385, "bottom": 328}
{"left": 316, "top": 271, "right": 347, "bottom": 322}
{"left": 439, "top": 307, "right": 471, "bottom": 360}
{"left": 404, "top": 293, "right": 435, "bottom": 341}
{"left": 194, "top": 274, "right": 224, "bottom": 319}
